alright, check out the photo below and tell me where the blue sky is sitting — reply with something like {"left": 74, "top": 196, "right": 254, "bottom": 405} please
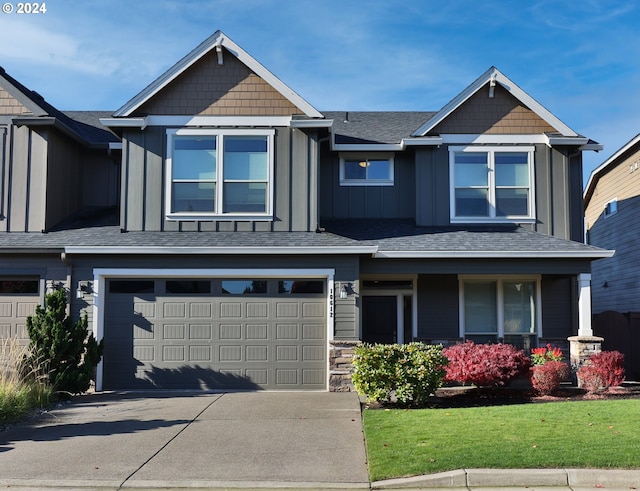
{"left": 1, "top": 0, "right": 638, "bottom": 185}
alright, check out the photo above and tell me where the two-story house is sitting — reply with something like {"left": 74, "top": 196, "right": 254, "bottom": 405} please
{"left": 584, "top": 133, "right": 640, "bottom": 379}
{"left": 0, "top": 31, "right": 612, "bottom": 391}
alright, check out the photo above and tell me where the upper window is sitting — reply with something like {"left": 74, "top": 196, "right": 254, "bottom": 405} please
{"left": 166, "top": 129, "right": 274, "bottom": 220}
{"left": 339, "top": 154, "right": 394, "bottom": 186}
{"left": 450, "top": 146, "right": 535, "bottom": 222}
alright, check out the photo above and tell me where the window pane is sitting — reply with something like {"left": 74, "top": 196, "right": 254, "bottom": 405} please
{"left": 172, "top": 182, "right": 215, "bottom": 212}
{"left": 456, "top": 188, "right": 489, "bottom": 216}
{"left": 464, "top": 281, "right": 497, "bottom": 333}
{"left": 0, "top": 279, "right": 39, "bottom": 294}
{"left": 166, "top": 280, "right": 211, "bottom": 294}
{"left": 495, "top": 153, "right": 529, "bottom": 186}
{"left": 503, "top": 281, "right": 536, "bottom": 334}
{"left": 173, "top": 136, "right": 216, "bottom": 180}
{"left": 109, "top": 280, "right": 154, "bottom": 294}
{"left": 367, "top": 160, "right": 390, "bottom": 180}
{"left": 223, "top": 136, "right": 268, "bottom": 180}
{"left": 278, "top": 280, "right": 324, "bottom": 294}
{"left": 455, "top": 152, "right": 488, "bottom": 186}
{"left": 344, "top": 161, "right": 367, "bottom": 180}
{"left": 496, "top": 188, "right": 529, "bottom": 216}
{"left": 222, "top": 280, "right": 267, "bottom": 295}
{"left": 223, "top": 183, "right": 266, "bottom": 213}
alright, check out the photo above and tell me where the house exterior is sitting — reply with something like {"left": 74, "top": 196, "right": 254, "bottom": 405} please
{"left": 0, "top": 31, "right": 612, "bottom": 392}
{"left": 584, "top": 133, "right": 640, "bottom": 378}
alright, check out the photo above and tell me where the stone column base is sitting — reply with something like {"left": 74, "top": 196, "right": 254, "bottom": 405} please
{"left": 568, "top": 335, "right": 603, "bottom": 386}
{"left": 329, "top": 340, "right": 361, "bottom": 392}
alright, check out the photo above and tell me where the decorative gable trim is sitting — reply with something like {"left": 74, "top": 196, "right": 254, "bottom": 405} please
{"left": 113, "top": 30, "right": 323, "bottom": 119}
{"left": 411, "top": 67, "right": 578, "bottom": 138}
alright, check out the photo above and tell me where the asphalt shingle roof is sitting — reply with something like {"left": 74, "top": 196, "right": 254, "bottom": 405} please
{"left": 323, "top": 111, "right": 436, "bottom": 145}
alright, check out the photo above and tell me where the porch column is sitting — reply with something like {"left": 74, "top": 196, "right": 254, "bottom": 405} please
{"left": 577, "top": 273, "right": 593, "bottom": 337}
{"left": 569, "top": 273, "right": 603, "bottom": 382}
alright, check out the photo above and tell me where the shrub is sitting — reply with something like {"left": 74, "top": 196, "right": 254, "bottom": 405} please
{"left": 530, "top": 360, "right": 570, "bottom": 395}
{"left": 352, "top": 343, "right": 448, "bottom": 405}
{"left": 443, "top": 341, "right": 530, "bottom": 387}
{"left": 26, "top": 288, "right": 104, "bottom": 395}
{"left": 578, "top": 351, "right": 625, "bottom": 392}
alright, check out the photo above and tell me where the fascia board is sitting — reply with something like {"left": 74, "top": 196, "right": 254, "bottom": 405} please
{"left": 411, "top": 67, "right": 578, "bottom": 138}
{"left": 547, "top": 136, "right": 589, "bottom": 146}
{"left": 401, "top": 137, "right": 443, "bottom": 146}
{"left": 113, "top": 30, "right": 323, "bottom": 119}
{"left": 290, "top": 119, "right": 333, "bottom": 128}
{"left": 65, "top": 246, "right": 379, "bottom": 255}
{"left": 332, "top": 143, "right": 404, "bottom": 151}
{"left": 374, "top": 250, "right": 615, "bottom": 259}
{"left": 145, "top": 115, "right": 293, "bottom": 127}
{"left": 584, "top": 133, "right": 640, "bottom": 202}
{"left": 99, "top": 117, "right": 147, "bottom": 129}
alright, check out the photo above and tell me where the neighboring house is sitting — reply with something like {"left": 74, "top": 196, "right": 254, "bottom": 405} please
{"left": 0, "top": 31, "right": 612, "bottom": 391}
{"left": 584, "top": 133, "right": 640, "bottom": 378}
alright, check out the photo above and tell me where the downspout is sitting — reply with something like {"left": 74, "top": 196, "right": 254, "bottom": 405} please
{"left": 61, "top": 252, "right": 72, "bottom": 317}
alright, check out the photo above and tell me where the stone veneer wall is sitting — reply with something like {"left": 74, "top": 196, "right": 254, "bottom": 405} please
{"left": 329, "top": 340, "right": 360, "bottom": 392}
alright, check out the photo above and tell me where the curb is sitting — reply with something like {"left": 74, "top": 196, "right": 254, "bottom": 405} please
{"left": 371, "top": 468, "right": 640, "bottom": 489}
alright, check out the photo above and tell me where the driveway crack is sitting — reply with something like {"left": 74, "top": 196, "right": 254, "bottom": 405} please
{"left": 117, "top": 393, "right": 225, "bottom": 490}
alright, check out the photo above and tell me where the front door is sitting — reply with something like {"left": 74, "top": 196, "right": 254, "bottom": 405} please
{"left": 362, "top": 296, "right": 397, "bottom": 344}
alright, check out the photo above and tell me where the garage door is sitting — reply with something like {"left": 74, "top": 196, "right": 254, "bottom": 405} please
{"left": 0, "top": 277, "right": 40, "bottom": 346}
{"left": 103, "top": 278, "right": 327, "bottom": 390}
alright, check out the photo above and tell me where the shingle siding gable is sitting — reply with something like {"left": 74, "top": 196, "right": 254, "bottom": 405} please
{"left": 428, "top": 83, "right": 557, "bottom": 135}
{"left": 0, "top": 87, "right": 31, "bottom": 115}
{"left": 135, "top": 48, "right": 302, "bottom": 116}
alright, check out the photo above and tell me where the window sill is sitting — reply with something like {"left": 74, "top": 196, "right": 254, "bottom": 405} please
{"left": 166, "top": 214, "right": 274, "bottom": 222}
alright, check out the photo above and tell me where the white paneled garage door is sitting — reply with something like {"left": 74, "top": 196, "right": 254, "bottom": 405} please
{"left": 0, "top": 277, "right": 40, "bottom": 346}
{"left": 102, "top": 277, "right": 328, "bottom": 390}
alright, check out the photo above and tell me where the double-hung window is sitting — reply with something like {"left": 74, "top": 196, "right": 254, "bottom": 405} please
{"left": 166, "top": 128, "right": 274, "bottom": 219}
{"left": 450, "top": 146, "right": 534, "bottom": 222}
{"left": 459, "top": 275, "right": 542, "bottom": 350}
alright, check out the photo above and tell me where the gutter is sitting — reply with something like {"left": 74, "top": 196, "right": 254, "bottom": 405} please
{"left": 64, "top": 246, "right": 379, "bottom": 255}
{"left": 374, "top": 249, "right": 615, "bottom": 259}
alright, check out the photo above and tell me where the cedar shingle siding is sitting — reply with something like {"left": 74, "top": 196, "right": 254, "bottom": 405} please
{"left": 136, "top": 49, "right": 302, "bottom": 116}
{"left": 0, "top": 88, "right": 30, "bottom": 115}
{"left": 429, "top": 83, "right": 556, "bottom": 135}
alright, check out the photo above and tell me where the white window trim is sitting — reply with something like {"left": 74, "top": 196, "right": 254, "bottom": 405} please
{"left": 604, "top": 197, "right": 618, "bottom": 218}
{"left": 165, "top": 128, "right": 275, "bottom": 221}
{"left": 458, "top": 274, "right": 542, "bottom": 341}
{"left": 449, "top": 145, "right": 536, "bottom": 223}
{"left": 339, "top": 153, "right": 395, "bottom": 186}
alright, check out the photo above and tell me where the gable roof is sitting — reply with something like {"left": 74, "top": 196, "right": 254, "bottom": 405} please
{"left": 411, "top": 66, "right": 578, "bottom": 137}
{"left": 0, "top": 67, "right": 118, "bottom": 148}
{"left": 113, "top": 30, "right": 323, "bottom": 119}
{"left": 584, "top": 133, "right": 640, "bottom": 206}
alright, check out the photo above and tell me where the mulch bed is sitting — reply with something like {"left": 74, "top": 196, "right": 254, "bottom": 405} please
{"left": 364, "top": 383, "right": 640, "bottom": 409}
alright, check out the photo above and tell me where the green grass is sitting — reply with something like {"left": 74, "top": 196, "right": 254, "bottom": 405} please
{"left": 363, "top": 400, "right": 640, "bottom": 481}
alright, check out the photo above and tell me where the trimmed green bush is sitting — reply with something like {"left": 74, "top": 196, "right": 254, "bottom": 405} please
{"left": 352, "top": 342, "right": 448, "bottom": 405}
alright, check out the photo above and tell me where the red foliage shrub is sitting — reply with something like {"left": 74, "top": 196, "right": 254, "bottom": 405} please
{"left": 530, "top": 361, "right": 570, "bottom": 395}
{"left": 578, "top": 351, "right": 625, "bottom": 392}
{"left": 443, "top": 341, "right": 530, "bottom": 387}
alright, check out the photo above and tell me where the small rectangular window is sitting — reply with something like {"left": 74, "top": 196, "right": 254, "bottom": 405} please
{"left": 109, "top": 280, "right": 155, "bottom": 294}
{"left": 166, "top": 280, "right": 211, "bottom": 294}
{"left": 278, "top": 280, "right": 324, "bottom": 294}
{"left": 604, "top": 198, "right": 617, "bottom": 217}
{"left": 222, "top": 280, "right": 267, "bottom": 295}
{"left": 0, "top": 279, "right": 39, "bottom": 294}
{"left": 340, "top": 153, "right": 394, "bottom": 186}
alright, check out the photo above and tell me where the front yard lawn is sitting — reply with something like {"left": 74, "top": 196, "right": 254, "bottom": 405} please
{"left": 363, "top": 399, "right": 640, "bottom": 481}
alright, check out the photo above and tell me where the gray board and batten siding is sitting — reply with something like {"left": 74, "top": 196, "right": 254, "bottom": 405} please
{"left": 320, "top": 142, "right": 584, "bottom": 241}
{"left": 120, "top": 126, "right": 319, "bottom": 232}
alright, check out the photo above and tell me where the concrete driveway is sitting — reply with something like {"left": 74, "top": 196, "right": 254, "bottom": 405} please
{"left": 0, "top": 391, "right": 370, "bottom": 490}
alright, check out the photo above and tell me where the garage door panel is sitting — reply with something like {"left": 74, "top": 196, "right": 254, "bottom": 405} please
{"left": 104, "top": 278, "right": 327, "bottom": 390}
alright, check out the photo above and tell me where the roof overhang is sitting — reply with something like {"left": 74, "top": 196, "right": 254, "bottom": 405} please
{"left": 12, "top": 116, "right": 103, "bottom": 148}
{"left": 101, "top": 115, "right": 332, "bottom": 130}
{"left": 64, "top": 246, "right": 379, "bottom": 255}
{"left": 112, "top": 30, "right": 323, "bottom": 119}
{"left": 374, "top": 249, "right": 615, "bottom": 259}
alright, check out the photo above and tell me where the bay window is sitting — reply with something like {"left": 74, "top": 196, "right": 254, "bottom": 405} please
{"left": 166, "top": 129, "right": 274, "bottom": 219}
{"left": 459, "top": 276, "right": 541, "bottom": 350}
{"left": 450, "top": 146, "right": 534, "bottom": 221}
